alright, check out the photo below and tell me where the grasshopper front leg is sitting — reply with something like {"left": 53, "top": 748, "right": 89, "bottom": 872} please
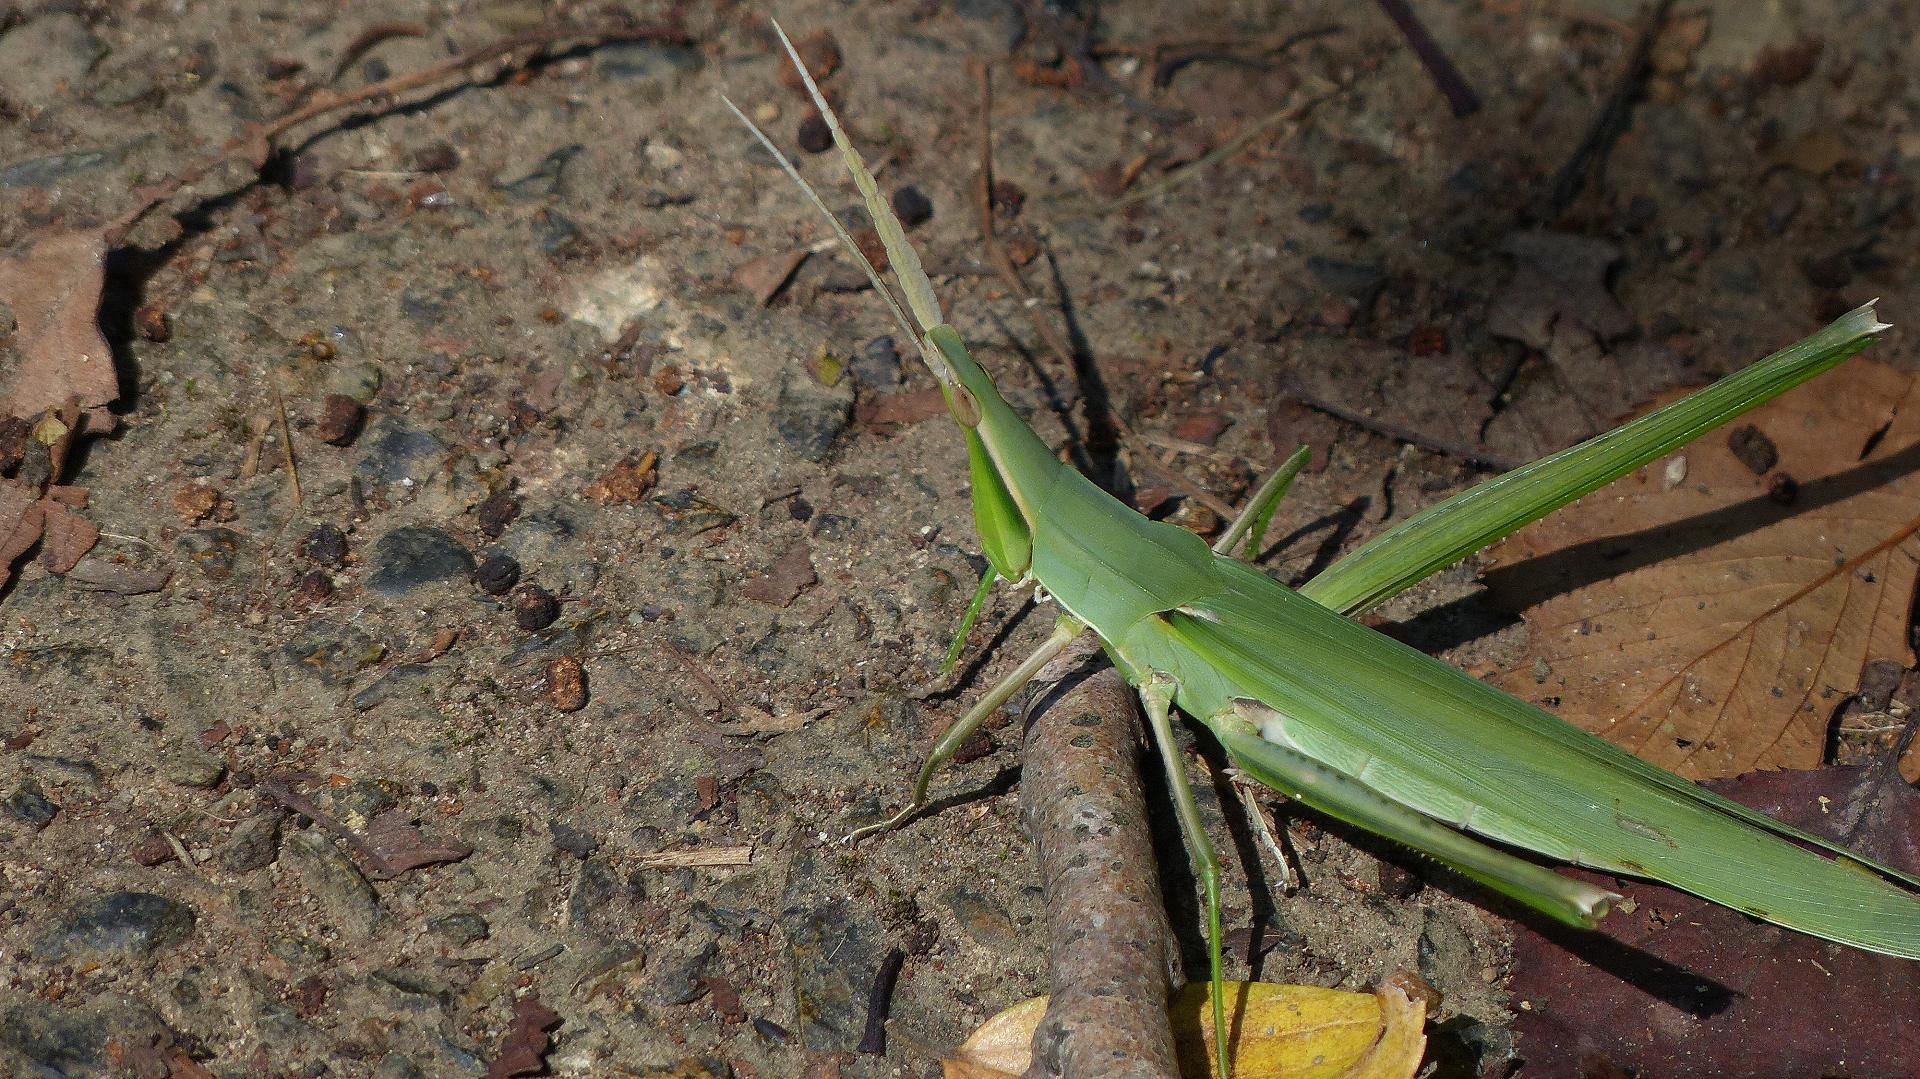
{"left": 1138, "top": 674, "right": 1230, "bottom": 1079}
{"left": 848, "top": 615, "right": 1085, "bottom": 843}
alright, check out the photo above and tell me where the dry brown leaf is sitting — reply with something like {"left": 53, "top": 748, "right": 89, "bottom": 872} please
{"left": 944, "top": 981, "right": 1425, "bottom": 1079}
{"left": 362, "top": 809, "right": 472, "bottom": 878}
{"left": 0, "top": 229, "right": 120, "bottom": 429}
{"left": 39, "top": 499, "right": 98, "bottom": 574}
{"left": 486, "top": 995, "right": 561, "bottom": 1079}
{"left": 1486, "top": 358, "right": 1920, "bottom": 779}
{"left": 0, "top": 478, "right": 43, "bottom": 572}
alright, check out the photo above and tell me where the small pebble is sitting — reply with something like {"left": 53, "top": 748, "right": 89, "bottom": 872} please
{"left": 474, "top": 553, "right": 521, "bottom": 596}
{"left": 300, "top": 524, "right": 350, "bottom": 566}
{"left": 513, "top": 584, "right": 560, "bottom": 631}
{"left": 891, "top": 185, "right": 933, "bottom": 227}
{"left": 1727, "top": 424, "right": 1778, "bottom": 475}
{"left": 130, "top": 832, "right": 177, "bottom": 866}
{"left": 546, "top": 656, "right": 588, "bottom": 712}
{"left": 797, "top": 113, "right": 832, "bottom": 154}
{"left": 990, "top": 179, "right": 1026, "bottom": 217}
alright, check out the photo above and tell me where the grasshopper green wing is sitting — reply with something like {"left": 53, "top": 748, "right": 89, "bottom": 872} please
{"left": 1146, "top": 557, "right": 1920, "bottom": 958}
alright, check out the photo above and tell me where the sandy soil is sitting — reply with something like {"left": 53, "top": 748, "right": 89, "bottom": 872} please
{"left": 1, "top": 0, "right": 1914, "bottom": 1075}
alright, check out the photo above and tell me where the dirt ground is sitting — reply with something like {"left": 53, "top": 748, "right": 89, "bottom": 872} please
{"left": 2, "top": 0, "right": 1916, "bottom": 1076}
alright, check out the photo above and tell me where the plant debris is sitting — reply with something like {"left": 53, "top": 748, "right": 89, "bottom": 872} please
{"left": 943, "top": 980, "right": 1426, "bottom": 1079}
{"left": 1488, "top": 359, "right": 1920, "bottom": 779}
{"left": 486, "top": 996, "right": 562, "bottom": 1079}
{"left": 1510, "top": 761, "right": 1920, "bottom": 1078}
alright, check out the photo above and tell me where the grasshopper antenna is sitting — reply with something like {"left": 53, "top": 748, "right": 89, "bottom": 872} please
{"left": 720, "top": 94, "right": 923, "bottom": 353}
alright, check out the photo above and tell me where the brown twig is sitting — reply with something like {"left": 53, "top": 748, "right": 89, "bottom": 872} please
{"left": 1533, "top": 0, "right": 1674, "bottom": 221}
{"left": 260, "top": 776, "right": 402, "bottom": 879}
{"left": 256, "top": 21, "right": 685, "bottom": 148}
{"left": 856, "top": 947, "right": 906, "bottom": 1055}
{"left": 1282, "top": 383, "right": 1523, "bottom": 472}
{"left": 1373, "top": 0, "right": 1481, "bottom": 117}
{"left": 272, "top": 383, "right": 302, "bottom": 507}
{"left": 1020, "top": 640, "right": 1180, "bottom": 1079}
{"left": 110, "top": 20, "right": 690, "bottom": 242}
{"left": 1105, "top": 76, "right": 1351, "bottom": 210}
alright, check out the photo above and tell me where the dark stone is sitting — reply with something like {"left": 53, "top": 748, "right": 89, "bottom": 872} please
{"left": 1, "top": 996, "right": 168, "bottom": 1078}
{"left": 513, "top": 584, "right": 561, "bottom": 631}
{"left": 367, "top": 528, "right": 475, "bottom": 596}
{"left": 428, "top": 911, "right": 490, "bottom": 946}
{"left": 219, "top": 811, "right": 285, "bottom": 872}
{"left": 300, "top": 523, "right": 350, "bottom": 566}
{"left": 645, "top": 939, "right": 718, "bottom": 1005}
{"left": 890, "top": 185, "right": 933, "bottom": 227}
{"left": 549, "top": 820, "right": 600, "bottom": 859}
{"left": 568, "top": 858, "right": 622, "bottom": 926}
{"left": 40, "top": 891, "right": 196, "bottom": 959}
{"left": 354, "top": 418, "right": 447, "bottom": 488}
{"left": 3, "top": 783, "right": 58, "bottom": 830}
{"left": 797, "top": 113, "right": 832, "bottom": 154}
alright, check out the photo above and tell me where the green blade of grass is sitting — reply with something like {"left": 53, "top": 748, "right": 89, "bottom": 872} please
{"left": 1300, "top": 303, "right": 1889, "bottom": 616}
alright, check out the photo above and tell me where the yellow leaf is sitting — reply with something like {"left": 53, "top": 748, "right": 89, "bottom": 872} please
{"left": 943, "top": 981, "right": 1425, "bottom": 1079}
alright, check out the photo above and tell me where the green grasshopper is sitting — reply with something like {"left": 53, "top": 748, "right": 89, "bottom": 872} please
{"left": 729, "top": 23, "right": 1920, "bottom": 1074}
